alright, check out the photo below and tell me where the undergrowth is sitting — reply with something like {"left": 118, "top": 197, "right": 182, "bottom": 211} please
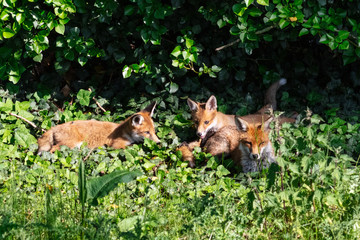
{"left": 0, "top": 89, "right": 360, "bottom": 239}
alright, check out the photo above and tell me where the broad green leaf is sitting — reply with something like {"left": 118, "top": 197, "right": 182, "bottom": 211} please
{"left": 279, "top": 19, "right": 289, "bottom": 29}
{"left": 299, "top": 28, "right": 309, "bottom": 36}
{"left": 124, "top": 5, "right": 135, "bottom": 16}
{"left": 232, "top": 4, "right": 247, "bottom": 16}
{"left": 3, "top": 28, "right": 15, "bottom": 38}
{"left": 338, "top": 30, "right": 349, "bottom": 41}
{"left": 257, "top": 0, "right": 269, "bottom": 6}
{"left": 169, "top": 82, "right": 179, "bottom": 94}
{"left": 14, "top": 128, "right": 37, "bottom": 148}
{"left": 55, "top": 23, "right": 65, "bottom": 35}
{"left": 122, "top": 65, "right": 132, "bottom": 78}
{"left": 77, "top": 89, "right": 91, "bottom": 106}
{"left": 216, "top": 165, "right": 230, "bottom": 177}
{"left": 0, "top": 98, "right": 14, "bottom": 112}
{"left": 87, "top": 170, "right": 142, "bottom": 206}
{"left": 171, "top": 46, "right": 182, "bottom": 57}
{"left": 339, "top": 40, "right": 349, "bottom": 50}
{"left": 185, "top": 38, "right": 194, "bottom": 48}
{"left": 245, "top": 0, "right": 254, "bottom": 7}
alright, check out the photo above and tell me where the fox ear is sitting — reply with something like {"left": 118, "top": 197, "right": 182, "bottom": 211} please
{"left": 235, "top": 116, "right": 248, "bottom": 132}
{"left": 132, "top": 114, "right": 144, "bottom": 126}
{"left": 205, "top": 95, "right": 217, "bottom": 111}
{"left": 142, "top": 101, "right": 156, "bottom": 117}
{"left": 263, "top": 117, "right": 273, "bottom": 130}
{"left": 187, "top": 98, "right": 198, "bottom": 111}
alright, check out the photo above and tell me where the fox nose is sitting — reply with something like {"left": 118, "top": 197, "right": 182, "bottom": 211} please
{"left": 197, "top": 132, "right": 205, "bottom": 139}
{"left": 153, "top": 135, "right": 160, "bottom": 143}
{"left": 251, "top": 153, "right": 259, "bottom": 160}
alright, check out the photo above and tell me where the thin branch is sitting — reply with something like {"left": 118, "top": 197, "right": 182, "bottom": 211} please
{"left": 215, "top": 25, "right": 275, "bottom": 52}
{"left": 215, "top": 39, "right": 240, "bottom": 52}
{"left": 88, "top": 88, "right": 106, "bottom": 113}
{"left": 83, "top": 148, "right": 95, "bottom": 161}
{"left": 93, "top": 97, "right": 106, "bottom": 113}
{"left": 9, "top": 112, "right": 45, "bottom": 132}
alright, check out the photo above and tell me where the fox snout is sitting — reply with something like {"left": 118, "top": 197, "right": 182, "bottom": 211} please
{"left": 197, "top": 131, "right": 206, "bottom": 139}
{"left": 151, "top": 134, "right": 160, "bottom": 143}
{"left": 250, "top": 153, "right": 260, "bottom": 160}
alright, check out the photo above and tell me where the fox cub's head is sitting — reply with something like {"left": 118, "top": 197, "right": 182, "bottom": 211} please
{"left": 235, "top": 116, "right": 272, "bottom": 160}
{"left": 129, "top": 101, "right": 160, "bottom": 143}
{"left": 187, "top": 95, "right": 218, "bottom": 139}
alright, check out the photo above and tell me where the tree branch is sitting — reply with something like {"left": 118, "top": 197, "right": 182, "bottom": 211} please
{"left": 215, "top": 26, "right": 275, "bottom": 52}
{"left": 9, "top": 112, "right": 45, "bottom": 132}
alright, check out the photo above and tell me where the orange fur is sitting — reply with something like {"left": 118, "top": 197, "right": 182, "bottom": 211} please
{"left": 37, "top": 102, "right": 159, "bottom": 153}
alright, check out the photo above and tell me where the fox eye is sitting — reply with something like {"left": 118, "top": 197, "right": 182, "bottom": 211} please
{"left": 259, "top": 141, "right": 265, "bottom": 146}
{"left": 145, "top": 131, "right": 150, "bottom": 135}
{"left": 244, "top": 141, "right": 252, "bottom": 147}
{"left": 194, "top": 120, "right": 199, "bottom": 125}
{"left": 204, "top": 120, "right": 209, "bottom": 125}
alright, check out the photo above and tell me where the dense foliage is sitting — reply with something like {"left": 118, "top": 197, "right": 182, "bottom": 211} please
{"left": 1, "top": 0, "right": 360, "bottom": 239}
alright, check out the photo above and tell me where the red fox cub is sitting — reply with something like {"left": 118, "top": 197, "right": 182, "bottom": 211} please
{"left": 37, "top": 102, "right": 160, "bottom": 153}
{"left": 190, "top": 115, "right": 295, "bottom": 172}
{"left": 232, "top": 114, "right": 295, "bottom": 172}
{"left": 186, "top": 78, "right": 287, "bottom": 139}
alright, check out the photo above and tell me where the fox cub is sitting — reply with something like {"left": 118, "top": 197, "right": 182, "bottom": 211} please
{"left": 186, "top": 78, "right": 287, "bottom": 139}
{"left": 180, "top": 79, "right": 295, "bottom": 171}
{"left": 37, "top": 102, "right": 160, "bottom": 153}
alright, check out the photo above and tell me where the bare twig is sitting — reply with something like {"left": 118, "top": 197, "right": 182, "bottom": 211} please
{"left": 88, "top": 88, "right": 106, "bottom": 113}
{"left": 215, "top": 25, "right": 275, "bottom": 52}
{"left": 9, "top": 112, "right": 45, "bottom": 132}
{"left": 83, "top": 148, "right": 95, "bottom": 161}
{"left": 215, "top": 39, "right": 240, "bottom": 52}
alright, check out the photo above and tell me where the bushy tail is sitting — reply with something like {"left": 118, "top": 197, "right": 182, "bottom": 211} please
{"left": 177, "top": 140, "right": 201, "bottom": 168}
{"left": 37, "top": 130, "right": 54, "bottom": 154}
{"left": 264, "top": 78, "right": 287, "bottom": 111}
{"left": 257, "top": 78, "right": 287, "bottom": 114}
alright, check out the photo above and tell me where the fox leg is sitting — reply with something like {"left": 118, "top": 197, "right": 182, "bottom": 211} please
{"left": 177, "top": 140, "right": 200, "bottom": 168}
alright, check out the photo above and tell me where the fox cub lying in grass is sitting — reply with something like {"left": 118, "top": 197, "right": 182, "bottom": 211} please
{"left": 37, "top": 102, "right": 159, "bottom": 153}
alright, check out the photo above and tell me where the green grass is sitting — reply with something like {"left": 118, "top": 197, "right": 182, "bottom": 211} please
{"left": 1, "top": 93, "right": 360, "bottom": 239}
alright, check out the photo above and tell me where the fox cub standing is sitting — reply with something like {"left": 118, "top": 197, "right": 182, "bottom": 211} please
{"left": 186, "top": 78, "right": 287, "bottom": 139}
{"left": 37, "top": 102, "right": 160, "bottom": 153}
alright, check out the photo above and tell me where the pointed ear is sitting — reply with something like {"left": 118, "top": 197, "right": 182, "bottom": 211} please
{"left": 205, "top": 95, "right": 217, "bottom": 111}
{"left": 132, "top": 114, "right": 144, "bottom": 126}
{"left": 187, "top": 98, "right": 198, "bottom": 111}
{"left": 263, "top": 117, "right": 273, "bottom": 130}
{"left": 235, "top": 116, "right": 248, "bottom": 132}
{"left": 142, "top": 101, "right": 156, "bottom": 117}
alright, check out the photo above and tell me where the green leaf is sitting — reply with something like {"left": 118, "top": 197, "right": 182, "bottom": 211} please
{"left": 299, "top": 28, "right": 309, "bottom": 36}
{"left": 339, "top": 40, "right": 349, "bottom": 50}
{"left": 216, "top": 165, "right": 230, "bottom": 177}
{"left": 232, "top": 4, "right": 247, "bottom": 16}
{"left": 169, "top": 82, "right": 179, "bottom": 94}
{"left": 87, "top": 170, "right": 142, "bottom": 206}
{"left": 124, "top": 5, "right": 135, "bottom": 16}
{"left": 77, "top": 89, "right": 91, "bottom": 106}
{"left": 248, "top": 8, "right": 262, "bottom": 17}
{"left": 185, "top": 38, "right": 194, "bottom": 48}
{"left": 171, "top": 46, "right": 182, "bottom": 57}
{"left": 78, "top": 161, "right": 87, "bottom": 207}
{"left": 279, "top": 19, "right": 289, "bottom": 29}
{"left": 338, "top": 30, "right": 349, "bottom": 41}
{"left": 122, "top": 65, "right": 132, "bottom": 78}
{"left": 3, "top": 28, "right": 15, "bottom": 38}
{"left": 14, "top": 128, "right": 37, "bottom": 148}
{"left": 245, "top": 0, "right": 254, "bottom": 7}
{"left": 257, "top": 0, "right": 269, "bottom": 6}
{"left": 55, "top": 23, "right": 65, "bottom": 35}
